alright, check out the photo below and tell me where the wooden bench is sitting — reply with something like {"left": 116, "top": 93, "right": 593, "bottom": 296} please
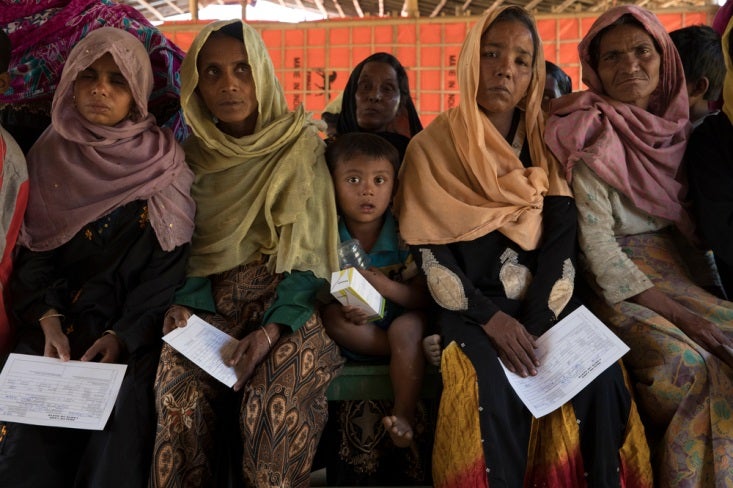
{"left": 326, "top": 362, "right": 441, "bottom": 401}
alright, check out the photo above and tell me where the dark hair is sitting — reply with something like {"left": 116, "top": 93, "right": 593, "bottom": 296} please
{"left": 545, "top": 60, "right": 572, "bottom": 95}
{"left": 670, "top": 25, "right": 724, "bottom": 101}
{"left": 325, "top": 132, "right": 400, "bottom": 175}
{"left": 489, "top": 6, "right": 540, "bottom": 67}
{"left": 0, "top": 29, "right": 10, "bottom": 73}
{"left": 336, "top": 52, "right": 423, "bottom": 136}
{"left": 589, "top": 14, "right": 662, "bottom": 71}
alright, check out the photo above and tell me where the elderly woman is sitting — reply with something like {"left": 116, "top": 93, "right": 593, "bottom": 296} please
{"left": 149, "top": 20, "right": 343, "bottom": 488}
{"left": 545, "top": 5, "right": 733, "bottom": 487}
{"left": 0, "top": 27, "right": 195, "bottom": 487}
{"left": 335, "top": 52, "right": 422, "bottom": 159}
{"left": 395, "top": 6, "right": 651, "bottom": 488}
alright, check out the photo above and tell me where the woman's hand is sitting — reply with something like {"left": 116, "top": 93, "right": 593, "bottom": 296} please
{"left": 228, "top": 323, "right": 282, "bottom": 391}
{"left": 163, "top": 305, "right": 192, "bottom": 335}
{"left": 81, "top": 333, "right": 123, "bottom": 364}
{"left": 676, "top": 312, "right": 733, "bottom": 370}
{"left": 39, "top": 312, "right": 70, "bottom": 361}
{"left": 631, "top": 286, "right": 733, "bottom": 369}
{"left": 480, "top": 311, "right": 539, "bottom": 377}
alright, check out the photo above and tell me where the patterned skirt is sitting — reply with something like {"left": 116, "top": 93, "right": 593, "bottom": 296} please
{"left": 150, "top": 262, "right": 344, "bottom": 488}
{"left": 587, "top": 231, "right": 733, "bottom": 488}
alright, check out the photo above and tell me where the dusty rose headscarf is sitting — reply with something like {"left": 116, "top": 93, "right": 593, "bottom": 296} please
{"left": 394, "top": 6, "right": 570, "bottom": 250}
{"left": 19, "top": 27, "right": 195, "bottom": 252}
{"left": 545, "top": 5, "right": 692, "bottom": 237}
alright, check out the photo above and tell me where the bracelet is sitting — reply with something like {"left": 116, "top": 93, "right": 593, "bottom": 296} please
{"left": 38, "top": 313, "right": 64, "bottom": 323}
{"left": 260, "top": 325, "right": 273, "bottom": 349}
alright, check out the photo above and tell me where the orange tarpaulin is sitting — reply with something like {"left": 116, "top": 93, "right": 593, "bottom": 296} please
{"left": 159, "top": 9, "right": 713, "bottom": 126}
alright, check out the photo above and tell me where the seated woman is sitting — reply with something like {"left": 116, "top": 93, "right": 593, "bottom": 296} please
{"left": 394, "top": 6, "right": 652, "bottom": 487}
{"left": 0, "top": 27, "right": 195, "bottom": 487}
{"left": 0, "top": 0, "right": 187, "bottom": 151}
{"left": 545, "top": 5, "right": 733, "bottom": 486}
{"left": 686, "top": 18, "right": 733, "bottom": 300}
{"left": 150, "top": 20, "right": 343, "bottom": 487}
{"left": 335, "top": 52, "right": 423, "bottom": 160}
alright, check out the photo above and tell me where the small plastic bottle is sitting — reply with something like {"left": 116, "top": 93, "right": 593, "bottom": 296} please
{"left": 337, "top": 239, "right": 371, "bottom": 270}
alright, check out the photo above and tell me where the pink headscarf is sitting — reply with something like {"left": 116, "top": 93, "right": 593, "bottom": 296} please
{"left": 19, "top": 27, "right": 195, "bottom": 252}
{"left": 544, "top": 5, "right": 693, "bottom": 237}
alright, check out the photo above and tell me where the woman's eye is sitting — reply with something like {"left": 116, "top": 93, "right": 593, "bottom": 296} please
{"left": 204, "top": 66, "right": 219, "bottom": 77}
{"left": 236, "top": 64, "right": 251, "bottom": 73}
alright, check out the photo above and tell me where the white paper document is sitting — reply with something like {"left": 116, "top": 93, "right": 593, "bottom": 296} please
{"left": 501, "top": 306, "right": 629, "bottom": 418}
{"left": 0, "top": 353, "right": 127, "bottom": 430}
{"left": 163, "top": 314, "right": 239, "bottom": 388}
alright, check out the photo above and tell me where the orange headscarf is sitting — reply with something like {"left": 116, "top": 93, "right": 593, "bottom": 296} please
{"left": 394, "top": 6, "right": 570, "bottom": 250}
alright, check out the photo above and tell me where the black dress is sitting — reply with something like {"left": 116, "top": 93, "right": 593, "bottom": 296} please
{"left": 0, "top": 200, "right": 189, "bottom": 488}
{"left": 413, "top": 119, "right": 631, "bottom": 487}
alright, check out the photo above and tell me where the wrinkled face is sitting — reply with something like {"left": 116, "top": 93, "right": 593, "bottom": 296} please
{"left": 332, "top": 155, "right": 394, "bottom": 229}
{"left": 354, "top": 61, "right": 401, "bottom": 133}
{"left": 476, "top": 20, "right": 534, "bottom": 123}
{"left": 596, "top": 23, "right": 661, "bottom": 110}
{"left": 196, "top": 33, "right": 258, "bottom": 137}
{"left": 542, "top": 74, "right": 563, "bottom": 112}
{"left": 73, "top": 53, "right": 133, "bottom": 127}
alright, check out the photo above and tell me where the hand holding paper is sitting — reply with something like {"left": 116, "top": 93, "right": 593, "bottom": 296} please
{"left": 163, "top": 315, "right": 239, "bottom": 388}
{"left": 500, "top": 306, "right": 629, "bottom": 418}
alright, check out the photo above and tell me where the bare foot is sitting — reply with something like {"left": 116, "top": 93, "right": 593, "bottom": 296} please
{"left": 382, "top": 415, "right": 414, "bottom": 448}
{"left": 423, "top": 334, "right": 441, "bottom": 367}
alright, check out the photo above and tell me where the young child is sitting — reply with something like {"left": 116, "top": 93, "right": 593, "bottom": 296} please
{"left": 670, "top": 25, "right": 725, "bottom": 127}
{"left": 324, "top": 132, "right": 428, "bottom": 447}
{"left": 0, "top": 29, "right": 28, "bottom": 355}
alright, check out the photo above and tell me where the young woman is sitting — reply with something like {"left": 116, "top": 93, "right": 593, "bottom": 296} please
{"left": 0, "top": 27, "right": 195, "bottom": 488}
{"left": 395, "top": 6, "right": 652, "bottom": 487}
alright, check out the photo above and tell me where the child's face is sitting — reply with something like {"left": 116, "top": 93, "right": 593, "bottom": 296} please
{"left": 332, "top": 155, "right": 394, "bottom": 229}
{"left": 73, "top": 53, "right": 133, "bottom": 127}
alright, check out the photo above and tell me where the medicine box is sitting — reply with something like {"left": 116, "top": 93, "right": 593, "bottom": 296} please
{"left": 330, "top": 268, "right": 385, "bottom": 321}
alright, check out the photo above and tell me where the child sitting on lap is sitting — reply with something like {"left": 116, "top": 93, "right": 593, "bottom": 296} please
{"left": 323, "top": 132, "right": 429, "bottom": 447}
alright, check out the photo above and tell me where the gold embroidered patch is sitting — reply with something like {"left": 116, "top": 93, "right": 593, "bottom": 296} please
{"left": 548, "top": 259, "right": 575, "bottom": 316}
{"left": 499, "top": 248, "right": 532, "bottom": 300}
{"left": 420, "top": 248, "right": 468, "bottom": 311}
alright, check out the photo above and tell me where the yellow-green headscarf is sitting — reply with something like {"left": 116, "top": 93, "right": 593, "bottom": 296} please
{"left": 181, "top": 19, "right": 339, "bottom": 279}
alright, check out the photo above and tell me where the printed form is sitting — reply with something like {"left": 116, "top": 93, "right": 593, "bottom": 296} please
{"left": 0, "top": 354, "right": 126, "bottom": 430}
{"left": 163, "top": 314, "right": 239, "bottom": 388}
{"left": 501, "top": 305, "right": 629, "bottom": 418}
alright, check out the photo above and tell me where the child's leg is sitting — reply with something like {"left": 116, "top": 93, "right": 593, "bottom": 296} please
{"left": 321, "top": 302, "right": 390, "bottom": 356}
{"left": 382, "top": 310, "right": 426, "bottom": 447}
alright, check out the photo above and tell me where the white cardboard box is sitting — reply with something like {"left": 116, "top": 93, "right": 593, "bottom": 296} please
{"left": 330, "top": 268, "right": 385, "bottom": 321}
